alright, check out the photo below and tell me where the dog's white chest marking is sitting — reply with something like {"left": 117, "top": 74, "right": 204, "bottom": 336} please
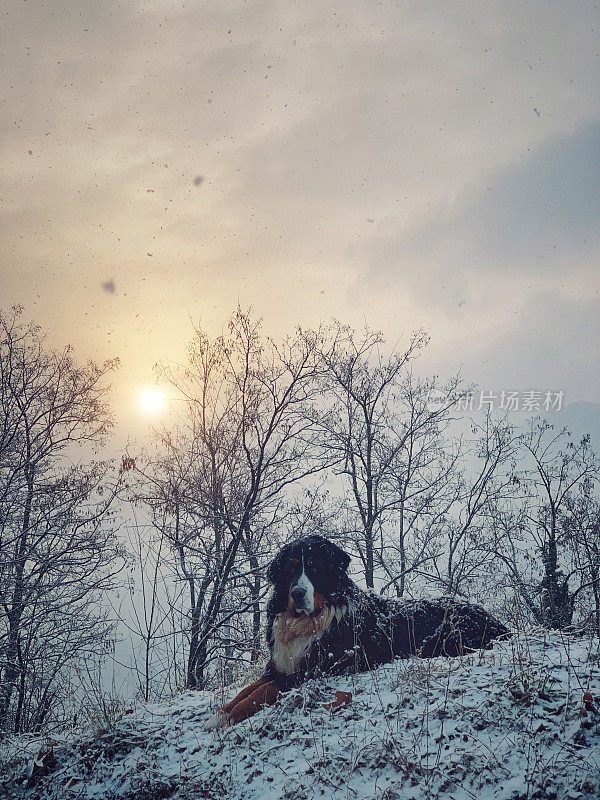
{"left": 271, "top": 606, "right": 346, "bottom": 675}
{"left": 295, "top": 555, "right": 315, "bottom": 612}
{"left": 272, "top": 620, "right": 315, "bottom": 675}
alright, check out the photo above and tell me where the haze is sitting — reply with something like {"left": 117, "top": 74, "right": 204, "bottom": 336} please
{"left": 1, "top": 0, "right": 599, "bottom": 432}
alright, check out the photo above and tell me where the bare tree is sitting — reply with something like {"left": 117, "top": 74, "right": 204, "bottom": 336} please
{"left": 486, "top": 421, "right": 599, "bottom": 629}
{"left": 374, "top": 373, "right": 462, "bottom": 597}
{"left": 0, "top": 307, "right": 123, "bottom": 733}
{"left": 432, "top": 413, "right": 518, "bottom": 597}
{"left": 314, "top": 323, "right": 460, "bottom": 590}
{"left": 561, "top": 478, "right": 600, "bottom": 631}
{"left": 135, "top": 309, "right": 329, "bottom": 689}
{"left": 486, "top": 501, "right": 543, "bottom": 622}
{"left": 520, "top": 422, "right": 599, "bottom": 628}
{"left": 115, "top": 507, "right": 186, "bottom": 703}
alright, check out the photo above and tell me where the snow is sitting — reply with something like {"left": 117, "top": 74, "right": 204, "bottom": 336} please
{"left": 2, "top": 630, "right": 600, "bottom": 800}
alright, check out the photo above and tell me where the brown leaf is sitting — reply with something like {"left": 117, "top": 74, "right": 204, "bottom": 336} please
{"left": 323, "top": 690, "right": 352, "bottom": 712}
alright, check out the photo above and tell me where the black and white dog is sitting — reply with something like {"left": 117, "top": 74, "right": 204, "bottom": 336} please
{"left": 263, "top": 535, "right": 508, "bottom": 686}
{"left": 206, "top": 535, "right": 508, "bottom": 728}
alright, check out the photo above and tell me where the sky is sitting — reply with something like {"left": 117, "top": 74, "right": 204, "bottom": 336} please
{"left": 1, "top": 0, "right": 599, "bottom": 437}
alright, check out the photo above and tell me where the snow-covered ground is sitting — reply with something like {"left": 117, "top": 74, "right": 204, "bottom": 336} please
{"left": 3, "top": 630, "right": 600, "bottom": 800}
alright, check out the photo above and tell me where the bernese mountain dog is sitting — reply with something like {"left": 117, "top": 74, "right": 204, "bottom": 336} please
{"left": 206, "top": 535, "right": 508, "bottom": 728}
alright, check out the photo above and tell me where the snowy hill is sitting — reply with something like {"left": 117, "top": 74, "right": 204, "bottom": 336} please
{"left": 3, "top": 631, "right": 600, "bottom": 800}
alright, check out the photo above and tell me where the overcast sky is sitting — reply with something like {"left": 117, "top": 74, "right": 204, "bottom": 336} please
{"left": 1, "top": 0, "right": 599, "bottom": 431}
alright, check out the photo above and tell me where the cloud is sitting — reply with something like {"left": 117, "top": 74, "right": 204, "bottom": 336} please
{"left": 354, "top": 121, "right": 600, "bottom": 312}
{"left": 458, "top": 291, "right": 600, "bottom": 401}
{"left": 422, "top": 121, "right": 600, "bottom": 269}
{"left": 1, "top": 0, "right": 598, "bottom": 405}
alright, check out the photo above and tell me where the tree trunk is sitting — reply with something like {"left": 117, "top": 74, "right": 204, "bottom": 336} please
{"left": 0, "top": 462, "right": 34, "bottom": 732}
{"left": 398, "top": 498, "right": 406, "bottom": 597}
{"left": 364, "top": 522, "right": 374, "bottom": 589}
{"left": 540, "top": 526, "right": 574, "bottom": 629}
{"left": 249, "top": 555, "right": 261, "bottom": 663}
{"left": 187, "top": 594, "right": 204, "bottom": 689}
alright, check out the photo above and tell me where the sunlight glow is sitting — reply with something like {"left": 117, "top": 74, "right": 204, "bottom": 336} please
{"left": 139, "top": 387, "right": 167, "bottom": 415}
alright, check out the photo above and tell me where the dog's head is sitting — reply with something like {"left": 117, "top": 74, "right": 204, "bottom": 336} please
{"left": 267, "top": 535, "right": 351, "bottom": 616}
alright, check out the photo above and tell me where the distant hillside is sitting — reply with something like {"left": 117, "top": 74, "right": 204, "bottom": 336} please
{"left": 2, "top": 631, "right": 600, "bottom": 800}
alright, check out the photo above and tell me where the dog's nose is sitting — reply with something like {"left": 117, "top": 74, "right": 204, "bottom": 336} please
{"left": 291, "top": 586, "right": 306, "bottom": 604}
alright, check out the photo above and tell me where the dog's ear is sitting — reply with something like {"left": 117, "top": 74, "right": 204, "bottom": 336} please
{"left": 266, "top": 547, "right": 287, "bottom": 585}
{"left": 327, "top": 540, "right": 351, "bottom": 574}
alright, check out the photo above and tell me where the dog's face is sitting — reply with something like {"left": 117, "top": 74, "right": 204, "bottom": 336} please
{"left": 267, "top": 535, "right": 351, "bottom": 616}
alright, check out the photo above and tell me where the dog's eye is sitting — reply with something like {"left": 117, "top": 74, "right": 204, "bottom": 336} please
{"left": 291, "top": 557, "right": 300, "bottom": 565}
{"left": 306, "top": 558, "right": 313, "bottom": 567}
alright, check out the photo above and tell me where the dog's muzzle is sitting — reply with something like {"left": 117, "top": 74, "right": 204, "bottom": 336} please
{"left": 290, "top": 585, "right": 308, "bottom": 612}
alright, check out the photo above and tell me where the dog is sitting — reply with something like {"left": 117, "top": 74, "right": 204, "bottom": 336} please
{"left": 206, "top": 535, "right": 508, "bottom": 728}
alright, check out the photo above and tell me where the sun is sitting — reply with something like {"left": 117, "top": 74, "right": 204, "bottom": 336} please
{"left": 139, "top": 386, "right": 167, "bottom": 415}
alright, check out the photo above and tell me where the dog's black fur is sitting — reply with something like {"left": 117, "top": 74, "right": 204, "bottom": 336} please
{"left": 262, "top": 535, "right": 508, "bottom": 690}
